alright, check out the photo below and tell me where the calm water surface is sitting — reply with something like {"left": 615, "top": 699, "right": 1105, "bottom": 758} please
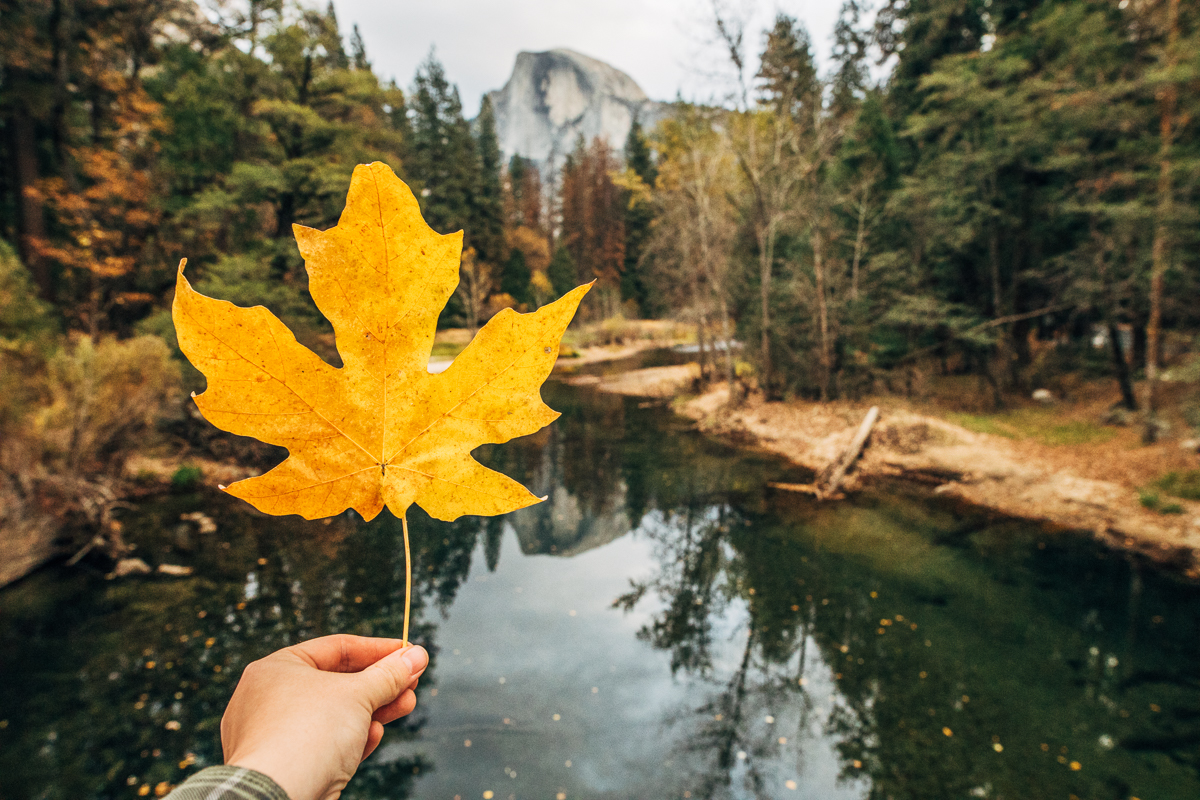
{"left": 2, "top": 378, "right": 1199, "bottom": 800}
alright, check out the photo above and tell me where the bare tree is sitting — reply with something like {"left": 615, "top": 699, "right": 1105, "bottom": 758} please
{"left": 646, "top": 107, "right": 739, "bottom": 391}
{"left": 455, "top": 247, "right": 493, "bottom": 334}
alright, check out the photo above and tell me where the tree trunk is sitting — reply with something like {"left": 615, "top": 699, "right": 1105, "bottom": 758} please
{"left": 692, "top": 269, "right": 711, "bottom": 383}
{"left": 1145, "top": 0, "right": 1179, "bottom": 443}
{"left": 758, "top": 218, "right": 777, "bottom": 395}
{"left": 988, "top": 223, "right": 1001, "bottom": 317}
{"left": 814, "top": 228, "right": 831, "bottom": 402}
{"left": 9, "top": 110, "right": 51, "bottom": 299}
{"left": 718, "top": 294, "right": 736, "bottom": 399}
{"left": 851, "top": 185, "right": 868, "bottom": 301}
{"left": 1109, "top": 323, "right": 1137, "bottom": 411}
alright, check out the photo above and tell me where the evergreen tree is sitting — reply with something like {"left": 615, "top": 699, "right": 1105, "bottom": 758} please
{"left": 472, "top": 96, "right": 505, "bottom": 268}
{"left": 321, "top": 2, "right": 350, "bottom": 70}
{"left": 548, "top": 245, "right": 578, "bottom": 299}
{"left": 350, "top": 24, "right": 370, "bottom": 71}
{"left": 757, "top": 13, "right": 820, "bottom": 118}
{"left": 409, "top": 51, "right": 478, "bottom": 237}
{"left": 501, "top": 248, "right": 532, "bottom": 308}
{"left": 621, "top": 119, "right": 657, "bottom": 316}
{"left": 874, "top": 0, "right": 992, "bottom": 117}
{"left": 831, "top": 0, "right": 871, "bottom": 116}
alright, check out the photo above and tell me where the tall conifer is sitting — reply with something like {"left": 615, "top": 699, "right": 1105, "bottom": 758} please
{"left": 473, "top": 96, "right": 505, "bottom": 269}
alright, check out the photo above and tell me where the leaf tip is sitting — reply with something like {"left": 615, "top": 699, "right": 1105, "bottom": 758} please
{"left": 177, "top": 258, "right": 187, "bottom": 275}
{"left": 217, "top": 484, "right": 226, "bottom": 491}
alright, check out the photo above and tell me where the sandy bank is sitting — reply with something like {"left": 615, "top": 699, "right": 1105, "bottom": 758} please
{"left": 580, "top": 364, "right": 1200, "bottom": 575}
{"left": 565, "top": 363, "right": 700, "bottom": 397}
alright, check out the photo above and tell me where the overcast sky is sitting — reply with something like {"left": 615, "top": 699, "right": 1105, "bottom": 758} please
{"left": 332, "top": 1, "right": 846, "bottom": 116}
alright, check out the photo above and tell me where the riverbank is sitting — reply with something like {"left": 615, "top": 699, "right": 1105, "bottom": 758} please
{"left": 579, "top": 363, "right": 1200, "bottom": 576}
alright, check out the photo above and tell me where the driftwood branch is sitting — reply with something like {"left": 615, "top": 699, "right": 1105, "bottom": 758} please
{"left": 768, "top": 407, "right": 881, "bottom": 500}
{"left": 817, "top": 406, "right": 880, "bottom": 500}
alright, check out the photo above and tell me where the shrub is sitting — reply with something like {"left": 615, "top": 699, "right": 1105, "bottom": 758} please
{"left": 171, "top": 464, "right": 203, "bottom": 492}
{"left": 0, "top": 239, "right": 58, "bottom": 348}
{"left": 0, "top": 241, "right": 59, "bottom": 430}
{"left": 46, "top": 335, "right": 181, "bottom": 470}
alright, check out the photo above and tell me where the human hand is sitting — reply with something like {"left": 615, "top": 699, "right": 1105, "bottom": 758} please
{"left": 221, "top": 635, "right": 429, "bottom": 800}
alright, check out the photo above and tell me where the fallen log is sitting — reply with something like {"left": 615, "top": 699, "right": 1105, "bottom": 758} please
{"left": 767, "top": 481, "right": 820, "bottom": 495}
{"left": 817, "top": 406, "right": 880, "bottom": 500}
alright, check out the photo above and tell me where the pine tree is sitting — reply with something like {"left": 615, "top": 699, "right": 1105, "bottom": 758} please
{"left": 621, "top": 119, "right": 657, "bottom": 316}
{"left": 350, "top": 24, "right": 370, "bottom": 71}
{"left": 548, "top": 245, "right": 578, "bottom": 299}
{"left": 757, "top": 14, "right": 820, "bottom": 118}
{"left": 874, "top": 0, "right": 991, "bottom": 117}
{"left": 472, "top": 96, "right": 505, "bottom": 268}
{"left": 831, "top": 1, "right": 871, "bottom": 117}
{"left": 501, "top": 248, "right": 532, "bottom": 308}
{"left": 410, "top": 51, "right": 479, "bottom": 237}
{"left": 322, "top": 2, "right": 350, "bottom": 70}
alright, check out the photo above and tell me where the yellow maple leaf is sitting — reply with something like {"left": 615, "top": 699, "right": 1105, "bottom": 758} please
{"left": 173, "top": 162, "right": 590, "bottom": 524}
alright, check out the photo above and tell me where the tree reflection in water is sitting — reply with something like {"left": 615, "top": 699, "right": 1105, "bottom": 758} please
{"left": 3, "top": 382, "right": 1199, "bottom": 800}
{"left": 617, "top": 480, "right": 1200, "bottom": 800}
{"left": 0, "top": 502, "right": 494, "bottom": 800}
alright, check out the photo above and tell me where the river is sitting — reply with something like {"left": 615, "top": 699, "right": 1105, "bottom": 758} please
{"left": 1, "top": 376, "right": 1198, "bottom": 800}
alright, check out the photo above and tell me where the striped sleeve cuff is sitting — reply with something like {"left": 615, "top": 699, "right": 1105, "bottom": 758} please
{"left": 164, "top": 766, "right": 290, "bottom": 800}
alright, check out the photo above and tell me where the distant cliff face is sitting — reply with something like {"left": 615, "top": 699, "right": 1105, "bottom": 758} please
{"left": 487, "top": 48, "right": 665, "bottom": 168}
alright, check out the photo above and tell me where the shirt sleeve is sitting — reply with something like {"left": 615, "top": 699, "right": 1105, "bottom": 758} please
{"left": 164, "top": 766, "right": 290, "bottom": 800}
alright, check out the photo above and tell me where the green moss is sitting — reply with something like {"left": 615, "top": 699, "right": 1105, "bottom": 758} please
{"left": 946, "top": 410, "right": 1116, "bottom": 446}
{"left": 170, "top": 464, "right": 202, "bottom": 492}
{"left": 1151, "top": 469, "right": 1200, "bottom": 501}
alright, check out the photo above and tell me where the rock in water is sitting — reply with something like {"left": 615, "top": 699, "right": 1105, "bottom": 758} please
{"left": 488, "top": 48, "right": 665, "bottom": 168}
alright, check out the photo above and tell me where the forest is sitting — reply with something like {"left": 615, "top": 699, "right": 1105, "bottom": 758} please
{"left": 0, "top": 0, "right": 1198, "bottom": 555}
{"left": 4, "top": 3, "right": 1200, "bottom": 798}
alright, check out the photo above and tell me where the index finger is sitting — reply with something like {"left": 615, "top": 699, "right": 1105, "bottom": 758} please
{"left": 285, "top": 634, "right": 411, "bottom": 673}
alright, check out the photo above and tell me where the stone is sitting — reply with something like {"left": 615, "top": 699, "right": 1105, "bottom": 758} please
{"left": 488, "top": 49, "right": 666, "bottom": 169}
{"left": 111, "top": 558, "right": 152, "bottom": 577}
{"left": 157, "top": 564, "right": 194, "bottom": 577}
{"left": 1032, "top": 388, "right": 1055, "bottom": 405}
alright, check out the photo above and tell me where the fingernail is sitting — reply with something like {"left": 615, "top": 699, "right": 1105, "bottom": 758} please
{"left": 401, "top": 645, "right": 428, "bottom": 674}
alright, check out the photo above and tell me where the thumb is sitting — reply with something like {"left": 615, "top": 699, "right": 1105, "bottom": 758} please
{"left": 356, "top": 645, "right": 428, "bottom": 710}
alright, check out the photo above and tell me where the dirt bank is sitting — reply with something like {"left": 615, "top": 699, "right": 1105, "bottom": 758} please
{"left": 589, "top": 365, "right": 1200, "bottom": 576}
{"left": 565, "top": 363, "right": 700, "bottom": 397}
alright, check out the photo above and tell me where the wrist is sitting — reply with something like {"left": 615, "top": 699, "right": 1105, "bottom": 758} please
{"left": 226, "top": 751, "right": 314, "bottom": 800}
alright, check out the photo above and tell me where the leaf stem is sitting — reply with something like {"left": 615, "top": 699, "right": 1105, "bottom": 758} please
{"left": 402, "top": 513, "right": 411, "bottom": 647}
